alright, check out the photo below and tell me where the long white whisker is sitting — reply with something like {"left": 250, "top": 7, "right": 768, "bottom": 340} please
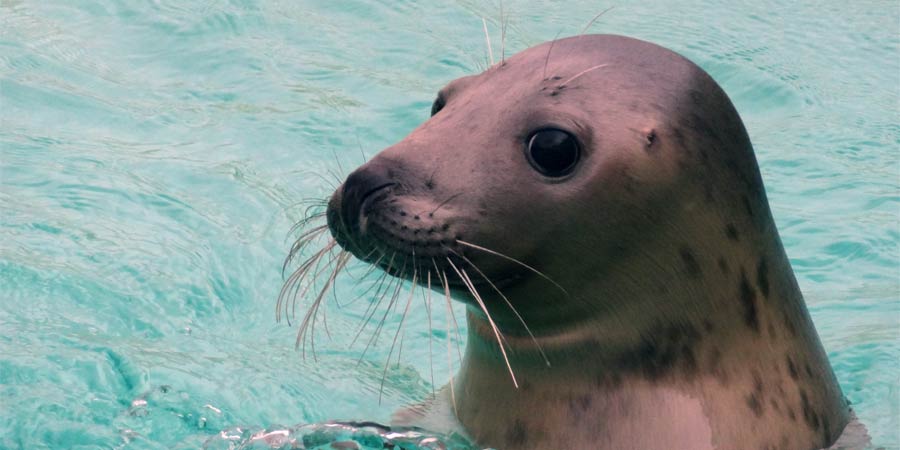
{"left": 379, "top": 269, "right": 417, "bottom": 403}
{"left": 426, "top": 270, "right": 436, "bottom": 398}
{"left": 359, "top": 268, "right": 404, "bottom": 365}
{"left": 482, "top": 18, "right": 494, "bottom": 65}
{"left": 451, "top": 249, "right": 551, "bottom": 368}
{"left": 292, "top": 242, "right": 341, "bottom": 325}
{"left": 456, "top": 239, "right": 569, "bottom": 296}
{"left": 439, "top": 267, "right": 458, "bottom": 416}
{"left": 351, "top": 253, "right": 397, "bottom": 349}
{"left": 298, "top": 251, "right": 350, "bottom": 361}
{"left": 434, "top": 260, "right": 463, "bottom": 362}
{"left": 559, "top": 64, "right": 609, "bottom": 88}
{"left": 447, "top": 259, "right": 519, "bottom": 388}
{"left": 277, "top": 240, "right": 337, "bottom": 326}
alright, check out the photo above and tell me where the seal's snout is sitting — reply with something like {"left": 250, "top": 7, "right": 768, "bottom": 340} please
{"left": 328, "top": 165, "right": 394, "bottom": 251}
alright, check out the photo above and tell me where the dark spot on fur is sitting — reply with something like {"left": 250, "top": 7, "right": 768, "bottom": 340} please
{"left": 506, "top": 419, "right": 528, "bottom": 445}
{"left": 617, "top": 323, "right": 702, "bottom": 380}
{"left": 718, "top": 257, "right": 730, "bottom": 274}
{"left": 568, "top": 395, "right": 592, "bottom": 418}
{"left": 799, "top": 389, "right": 820, "bottom": 429}
{"left": 739, "top": 270, "right": 760, "bottom": 332}
{"left": 748, "top": 370, "right": 766, "bottom": 412}
{"left": 757, "top": 256, "right": 770, "bottom": 298}
{"left": 424, "top": 179, "right": 435, "bottom": 189}
{"left": 787, "top": 406, "right": 797, "bottom": 421}
{"left": 725, "top": 223, "right": 740, "bottom": 241}
{"left": 550, "top": 91, "right": 559, "bottom": 97}
{"left": 805, "top": 363, "right": 814, "bottom": 378}
{"left": 787, "top": 356, "right": 799, "bottom": 380}
{"left": 551, "top": 75, "right": 562, "bottom": 81}
{"left": 702, "top": 319, "right": 714, "bottom": 333}
{"left": 746, "top": 393, "right": 763, "bottom": 417}
{"left": 679, "top": 246, "right": 702, "bottom": 278}
{"left": 770, "top": 398, "right": 782, "bottom": 414}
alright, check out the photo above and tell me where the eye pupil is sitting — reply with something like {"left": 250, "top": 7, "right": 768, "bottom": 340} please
{"left": 526, "top": 129, "right": 580, "bottom": 176}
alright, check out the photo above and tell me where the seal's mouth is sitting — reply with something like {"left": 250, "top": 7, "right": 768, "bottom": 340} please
{"left": 327, "top": 188, "right": 524, "bottom": 296}
{"left": 372, "top": 255, "right": 524, "bottom": 291}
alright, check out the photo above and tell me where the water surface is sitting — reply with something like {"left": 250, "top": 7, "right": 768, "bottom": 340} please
{"left": 1, "top": 0, "right": 898, "bottom": 448}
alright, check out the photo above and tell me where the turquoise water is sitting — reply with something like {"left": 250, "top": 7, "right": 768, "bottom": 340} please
{"left": 1, "top": 0, "right": 898, "bottom": 448}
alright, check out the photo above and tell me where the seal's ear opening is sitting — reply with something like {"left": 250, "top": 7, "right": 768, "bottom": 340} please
{"left": 525, "top": 128, "right": 581, "bottom": 177}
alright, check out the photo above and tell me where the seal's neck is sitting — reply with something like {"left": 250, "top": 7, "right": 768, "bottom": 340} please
{"left": 453, "top": 230, "right": 849, "bottom": 449}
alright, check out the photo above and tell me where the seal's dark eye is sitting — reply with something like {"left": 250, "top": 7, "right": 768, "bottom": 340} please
{"left": 430, "top": 95, "right": 446, "bottom": 116}
{"left": 526, "top": 128, "right": 580, "bottom": 177}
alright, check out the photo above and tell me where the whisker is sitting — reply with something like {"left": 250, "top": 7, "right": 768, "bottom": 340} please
{"left": 276, "top": 239, "right": 337, "bottom": 325}
{"left": 282, "top": 225, "right": 329, "bottom": 276}
{"left": 291, "top": 241, "right": 341, "bottom": 324}
{"left": 499, "top": 0, "right": 506, "bottom": 65}
{"left": 426, "top": 270, "right": 436, "bottom": 398}
{"left": 434, "top": 260, "right": 463, "bottom": 362}
{"left": 297, "top": 251, "right": 350, "bottom": 360}
{"left": 326, "top": 168, "right": 344, "bottom": 187}
{"left": 305, "top": 170, "right": 340, "bottom": 191}
{"left": 559, "top": 64, "right": 609, "bottom": 88}
{"left": 340, "top": 252, "right": 385, "bottom": 308}
{"left": 450, "top": 249, "right": 551, "bottom": 368}
{"left": 482, "top": 17, "right": 494, "bottom": 65}
{"left": 286, "top": 210, "right": 327, "bottom": 239}
{"left": 359, "top": 271, "right": 404, "bottom": 365}
{"left": 447, "top": 259, "right": 519, "bottom": 388}
{"left": 456, "top": 239, "right": 569, "bottom": 296}
{"left": 579, "top": 6, "right": 615, "bottom": 35}
{"left": 428, "top": 192, "right": 463, "bottom": 216}
{"left": 542, "top": 31, "right": 563, "bottom": 80}
{"left": 379, "top": 269, "right": 417, "bottom": 403}
{"left": 355, "top": 132, "right": 368, "bottom": 163}
{"left": 331, "top": 148, "right": 346, "bottom": 179}
{"left": 351, "top": 253, "right": 396, "bottom": 349}
{"left": 439, "top": 267, "right": 458, "bottom": 416}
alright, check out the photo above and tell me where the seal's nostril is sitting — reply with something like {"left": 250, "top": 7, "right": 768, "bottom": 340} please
{"left": 340, "top": 165, "right": 395, "bottom": 235}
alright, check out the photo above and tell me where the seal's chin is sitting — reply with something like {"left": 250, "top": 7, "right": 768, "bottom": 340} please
{"left": 361, "top": 245, "right": 524, "bottom": 293}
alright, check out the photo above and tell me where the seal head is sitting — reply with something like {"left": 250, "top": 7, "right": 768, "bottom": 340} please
{"left": 322, "top": 34, "right": 851, "bottom": 450}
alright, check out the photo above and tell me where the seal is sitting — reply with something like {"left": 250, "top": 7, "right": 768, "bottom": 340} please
{"left": 292, "top": 34, "right": 856, "bottom": 449}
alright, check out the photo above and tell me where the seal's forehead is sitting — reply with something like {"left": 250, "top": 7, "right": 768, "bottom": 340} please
{"left": 520, "top": 34, "right": 699, "bottom": 81}
{"left": 437, "top": 35, "right": 698, "bottom": 98}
